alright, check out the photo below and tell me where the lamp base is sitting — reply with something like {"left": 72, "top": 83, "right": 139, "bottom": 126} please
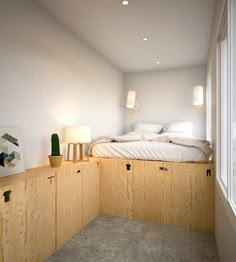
{"left": 77, "top": 158, "right": 89, "bottom": 162}
{"left": 67, "top": 143, "right": 89, "bottom": 162}
{"left": 77, "top": 153, "right": 90, "bottom": 162}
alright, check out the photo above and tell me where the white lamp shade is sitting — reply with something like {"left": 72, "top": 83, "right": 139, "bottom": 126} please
{"left": 193, "top": 85, "right": 204, "bottom": 106}
{"left": 126, "top": 90, "right": 136, "bottom": 109}
{"left": 65, "top": 126, "right": 91, "bottom": 143}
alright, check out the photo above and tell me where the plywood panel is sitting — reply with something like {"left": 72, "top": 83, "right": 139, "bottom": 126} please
{"left": 160, "top": 162, "right": 172, "bottom": 224}
{"left": 100, "top": 159, "right": 114, "bottom": 214}
{"left": 189, "top": 163, "right": 215, "bottom": 232}
{"left": 24, "top": 172, "right": 56, "bottom": 262}
{"left": 144, "top": 161, "right": 162, "bottom": 223}
{"left": 99, "top": 158, "right": 215, "bottom": 233}
{"left": 171, "top": 163, "right": 191, "bottom": 229}
{"left": 0, "top": 181, "right": 26, "bottom": 262}
{"left": 82, "top": 160, "right": 100, "bottom": 226}
{"left": 0, "top": 214, "right": 2, "bottom": 262}
{"left": 134, "top": 160, "right": 214, "bottom": 231}
{"left": 112, "top": 159, "right": 134, "bottom": 218}
{"left": 133, "top": 160, "right": 146, "bottom": 220}
{"left": 56, "top": 164, "right": 83, "bottom": 248}
{"left": 0, "top": 212, "right": 2, "bottom": 262}
{"left": 144, "top": 161, "right": 172, "bottom": 224}
{"left": 134, "top": 160, "right": 172, "bottom": 223}
{"left": 100, "top": 159, "right": 134, "bottom": 218}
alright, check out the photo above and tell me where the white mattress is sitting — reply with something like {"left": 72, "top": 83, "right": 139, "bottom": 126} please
{"left": 91, "top": 141, "right": 208, "bottom": 162}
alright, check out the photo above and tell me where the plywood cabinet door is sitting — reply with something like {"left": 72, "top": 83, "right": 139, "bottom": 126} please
{"left": 100, "top": 159, "right": 113, "bottom": 215}
{"left": 133, "top": 160, "right": 146, "bottom": 220}
{"left": 82, "top": 160, "right": 100, "bottom": 227}
{"left": 113, "top": 159, "right": 134, "bottom": 218}
{"left": 134, "top": 161, "right": 215, "bottom": 232}
{"left": 56, "top": 164, "right": 83, "bottom": 248}
{"left": 101, "top": 159, "right": 134, "bottom": 218}
{"left": 159, "top": 162, "right": 172, "bottom": 224}
{"left": 24, "top": 172, "right": 56, "bottom": 262}
{"left": 0, "top": 181, "right": 26, "bottom": 262}
{"left": 171, "top": 163, "right": 191, "bottom": 229}
{"left": 134, "top": 161, "right": 172, "bottom": 224}
{"left": 189, "top": 163, "right": 215, "bottom": 232}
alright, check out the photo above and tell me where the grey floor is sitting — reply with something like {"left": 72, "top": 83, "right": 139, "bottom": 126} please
{"left": 45, "top": 215, "right": 219, "bottom": 262}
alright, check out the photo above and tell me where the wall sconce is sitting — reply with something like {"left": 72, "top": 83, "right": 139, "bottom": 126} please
{"left": 126, "top": 90, "right": 141, "bottom": 114}
{"left": 65, "top": 126, "right": 91, "bottom": 162}
{"left": 126, "top": 90, "right": 137, "bottom": 114}
{"left": 193, "top": 85, "right": 204, "bottom": 112}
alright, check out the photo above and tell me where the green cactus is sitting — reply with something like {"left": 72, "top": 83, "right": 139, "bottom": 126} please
{"left": 51, "top": 133, "right": 61, "bottom": 156}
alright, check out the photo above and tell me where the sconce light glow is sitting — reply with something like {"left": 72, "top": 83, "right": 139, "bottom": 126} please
{"left": 193, "top": 85, "right": 204, "bottom": 111}
{"left": 126, "top": 90, "right": 136, "bottom": 109}
{"left": 142, "top": 37, "right": 149, "bottom": 41}
{"left": 122, "top": 0, "right": 129, "bottom": 5}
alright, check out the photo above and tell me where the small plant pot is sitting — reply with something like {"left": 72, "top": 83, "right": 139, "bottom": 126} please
{"left": 48, "top": 155, "right": 62, "bottom": 168}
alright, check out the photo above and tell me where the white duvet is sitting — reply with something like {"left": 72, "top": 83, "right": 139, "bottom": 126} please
{"left": 89, "top": 132, "right": 212, "bottom": 162}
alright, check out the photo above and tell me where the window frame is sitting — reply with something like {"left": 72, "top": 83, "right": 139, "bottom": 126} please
{"left": 229, "top": 0, "right": 236, "bottom": 213}
{"left": 216, "top": 3, "right": 229, "bottom": 194}
{"left": 206, "top": 63, "right": 212, "bottom": 144}
{"left": 216, "top": 0, "right": 236, "bottom": 215}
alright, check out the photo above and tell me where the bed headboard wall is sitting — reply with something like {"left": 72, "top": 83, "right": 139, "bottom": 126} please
{"left": 124, "top": 65, "right": 206, "bottom": 138}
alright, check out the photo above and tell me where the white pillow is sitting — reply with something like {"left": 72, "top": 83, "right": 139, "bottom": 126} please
{"left": 165, "top": 121, "right": 194, "bottom": 137}
{"left": 133, "top": 122, "right": 163, "bottom": 133}
{"left": 160, "top": 132, "right": 193, "bottom": 138}
{"left": 110, "top": 134, "right": 141, "bottom": 142}
{"left": 127, "top": 131, "right": 160, "bottom": 139}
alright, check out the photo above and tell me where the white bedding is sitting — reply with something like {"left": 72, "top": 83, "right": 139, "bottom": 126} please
{"left": 90, "top": 133, "right": 212, "bottom": 162}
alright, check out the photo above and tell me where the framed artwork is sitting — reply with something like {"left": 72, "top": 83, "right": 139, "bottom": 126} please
{"left": 0, "top": 128, "right": 25, "bottom": 177}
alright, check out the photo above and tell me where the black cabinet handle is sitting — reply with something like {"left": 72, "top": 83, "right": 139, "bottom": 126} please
{"left": 47, "top": 176, "right": 55, "bottom": 185}
{"left": 3, "top": 190, "right": 12, "bottom": 202}
{"left": 126, "top": 164, "right": 131, "bottom": 171}
{"left": 159, "top": 167, "right": 168, "bottom": 171}
{"left": 77, "top": 170, "right": 81, "bottom": 173}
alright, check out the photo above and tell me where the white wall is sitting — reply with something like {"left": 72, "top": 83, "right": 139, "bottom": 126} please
{"left": 207, "top": 0, "right": 236, "bottom": 261}
{"left": 215, "top": 184, "right": 236, "bottom": 262}
{"left": 0, "top": 0, "right": 124, "bottom": 170}
{"left": 125, "top": 65, "right": 206, "bottom": 138}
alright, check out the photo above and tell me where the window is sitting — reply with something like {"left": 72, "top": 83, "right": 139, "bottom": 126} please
{"left": 230, "top": 0, "right": 236, "bottom": 209}
{"left": 217, "top": 0, "right": 236, "bottom": 214}
{"left": 206, "top": 64, "right": 212, "bottom": 143}
{"left": 217, "top": 5, "right": 228, "bottom": 190}
{"left": 232, "top": 95, "right": 236, "bottom": 208}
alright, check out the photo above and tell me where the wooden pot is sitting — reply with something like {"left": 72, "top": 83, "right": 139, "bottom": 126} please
{"left": 48, "top": 155, "right": 62, "bottom": 167}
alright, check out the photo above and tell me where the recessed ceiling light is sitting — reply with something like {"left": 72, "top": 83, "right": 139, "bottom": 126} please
{"left": 122, "top": 0, "right": 129, "bottom": 5}
{"left": 142, "top": 37, "right": 148, "bottom": 41}
{"left": 156, "top": 61, "right": 160, "bottom": 64}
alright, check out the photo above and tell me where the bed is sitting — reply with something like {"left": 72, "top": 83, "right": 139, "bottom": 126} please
{"left": 90, "top": 131, "right": 212, "bottom": 163}
{"left": 90, "top": 122, "right": 214, "bottom": 232}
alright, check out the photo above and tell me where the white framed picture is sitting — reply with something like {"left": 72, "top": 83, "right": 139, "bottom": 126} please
{"left": 0, "top": 128, "right": 25, "bottom": 177}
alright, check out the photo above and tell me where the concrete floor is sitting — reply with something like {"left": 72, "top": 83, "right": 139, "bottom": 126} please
{"left": 45, "top": 215, "right": 219, "bottom": 262}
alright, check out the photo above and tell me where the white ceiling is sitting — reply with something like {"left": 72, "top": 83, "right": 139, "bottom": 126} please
{"left": 35, "top": 0, "right": 216, "bottom": 73}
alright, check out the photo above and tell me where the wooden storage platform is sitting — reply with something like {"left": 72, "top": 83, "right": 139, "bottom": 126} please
{"left": 0, "top": 159, "right": 100, "bottom": 262}
{"left": 0, "top": 157, "right": 214, "bottom": 261}
{"left": 100, "top": 158, "right": 215, "bottom": 233}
